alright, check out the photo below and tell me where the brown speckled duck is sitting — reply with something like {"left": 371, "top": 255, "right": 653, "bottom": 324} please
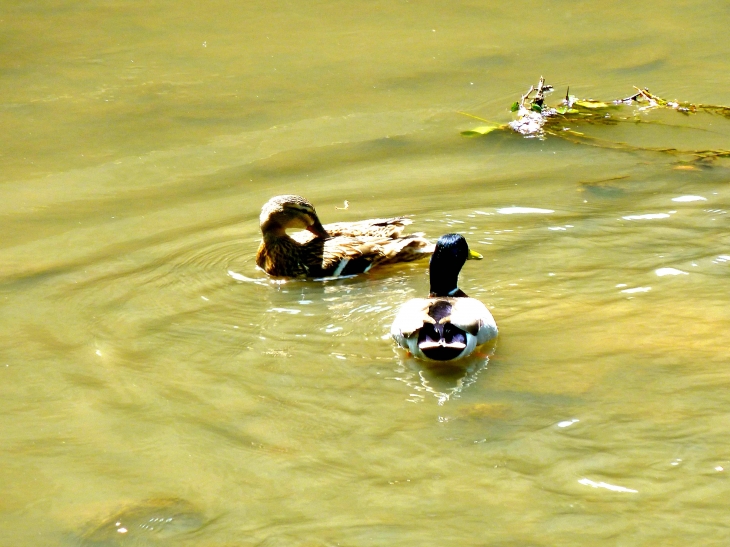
{"left": 255, "top": 195, "right": 434, "bottom": 278}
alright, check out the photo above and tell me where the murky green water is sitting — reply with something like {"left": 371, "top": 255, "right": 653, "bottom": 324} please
{"left": 2, "top": 1, "right": 730, "bottom": 545}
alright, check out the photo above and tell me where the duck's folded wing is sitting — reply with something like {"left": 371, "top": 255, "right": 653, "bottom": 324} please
{"left": 377, "top": 235, "right": 434, "bottom": 264}
{"left": 324, "top": 217, "right": 412, "bottom": 238}
{"left": 318, "top": 236, "right": 384, "bottom": 276}
{"left": 449, "top": 298, "right": 498, "bottom": 345}
{"left": 321, "top": 233, "right": 433, "bottom": 276}
{"left": 390, "top": 299, "right": 432, "bottom": 346}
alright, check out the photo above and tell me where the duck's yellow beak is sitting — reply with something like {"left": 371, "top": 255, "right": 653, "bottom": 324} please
{"left": 467, "top": 249, "right": 483, "bottom": 260}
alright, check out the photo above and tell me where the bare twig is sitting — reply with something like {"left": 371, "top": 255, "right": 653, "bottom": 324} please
{"left": 519, "top": 85, "right": 535, "bottom": 107}
{"left": 533, "top": 76, "right": 553, "bottom": 106}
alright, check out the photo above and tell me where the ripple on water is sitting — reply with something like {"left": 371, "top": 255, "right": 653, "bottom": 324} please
{"left": 496, "top": 207, "right": 555, "bottom": 215}
{"left": 622, "top": 212, "right": 672, "bottom": 220}
{"left": 655, "top": 267, "right": 688, "bottom": 276}
{"left": 78, "top": 498, "right": 207, "bottom": 546}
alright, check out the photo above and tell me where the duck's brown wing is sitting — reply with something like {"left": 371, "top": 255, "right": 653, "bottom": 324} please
{"left": 318, "top": 236, "right": 384, "bottom": 276}
{"left": 322, "top": 217, "right": 412, "bottom": 239}
{"left": 290, "top": 217, "right": 428, "bottom": 245}
{"left": 319, "top": 234, "right": 434, "bottom": 276}
{"left": 286, "top": 219, "right": 433, "bottom": 277}
{"left": 376, "top": 234, "right": 434, "bottom": 265}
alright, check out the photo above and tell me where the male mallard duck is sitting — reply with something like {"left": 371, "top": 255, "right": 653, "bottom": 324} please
{"left": 255, "top": 195, "right": 434, "bottom": 278}
{"left": 391, "top": 233, "right": 498, "bottom": 361}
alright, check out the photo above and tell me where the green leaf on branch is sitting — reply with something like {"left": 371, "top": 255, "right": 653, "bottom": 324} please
{"left": 574, "top": 100, "right": 612, "bottom": 109}
{"left": 461, "top": 124, "right": 504, "bottom": 137}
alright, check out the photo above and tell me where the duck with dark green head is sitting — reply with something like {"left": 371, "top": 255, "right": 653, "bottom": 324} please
{"left": 390, "top": 233, "right": 498, "bottom": 361}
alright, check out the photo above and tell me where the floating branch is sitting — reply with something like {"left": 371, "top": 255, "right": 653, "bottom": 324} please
{"left": 461, "top": 77, "right": 730, "bottom": 162}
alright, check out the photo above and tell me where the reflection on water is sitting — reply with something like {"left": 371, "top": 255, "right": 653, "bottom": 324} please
{"left": 392, "top": 347, "right": 496, "bottom": 405}
{"left": 1, "top": 0, "right": 730, "bottom": 545}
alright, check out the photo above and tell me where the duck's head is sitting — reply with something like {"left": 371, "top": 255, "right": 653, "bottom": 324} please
{"left": 259, "top": 195, "right": 329, "bottom": 238}
{"left": 429, "top": 233, "right": 482, "bottom": 297}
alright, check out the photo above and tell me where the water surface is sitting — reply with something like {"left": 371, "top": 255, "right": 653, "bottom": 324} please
{"left": 2, "top": 1, "right": 730, "bottom": 545}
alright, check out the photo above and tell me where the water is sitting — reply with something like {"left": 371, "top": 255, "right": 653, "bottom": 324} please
{"left": 1, "top": 1, "right": 730, "bottom": 545}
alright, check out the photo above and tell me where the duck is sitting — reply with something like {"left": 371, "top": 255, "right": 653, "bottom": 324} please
{"left": 390, "top": 233, "right": 498, "bottom": 361}
{"left": 255, "top": 195, "right": 434, "bottom": 278}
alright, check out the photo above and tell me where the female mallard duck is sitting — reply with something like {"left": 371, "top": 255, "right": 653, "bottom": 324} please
{"left": 390, "top": 233, "right": 498, "bottom": 361}
{"left": 255, "top": 195, "right": 434, "bottom": 278}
